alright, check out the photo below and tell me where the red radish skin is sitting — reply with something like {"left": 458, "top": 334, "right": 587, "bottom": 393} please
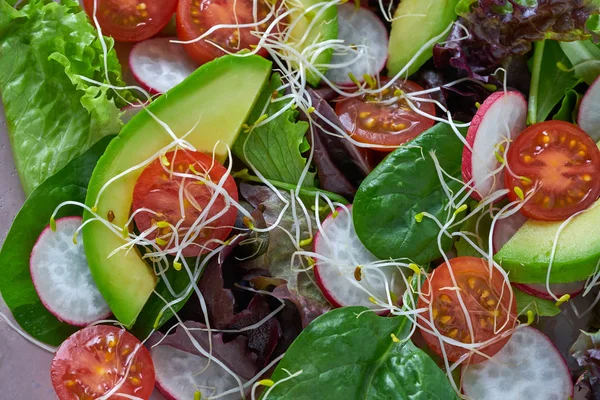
{"left": 462, "top": 91, "right": 528, "bottom": 201}
{"left": 325, "top": 4, "right": 388, "bottom": 86}
{"left": 462, "top": 326, "right": 573, "bottom": 400}
{"left": 513, "top": 281, "right": 585, "bottom": 301}
{"left": 152, "top": 345, "right": 245, "bottom": 400}
{"left": 30, "top": 217, "right": 111, "bottom": 327}
{"left": 129, "top": 37, "right": 197, "bottom": 95}
{"left": 313, "top": 205, "right": 405, "bottom": 311}
{"left": 578, "top": 75, "right": 600, "bottom": 142}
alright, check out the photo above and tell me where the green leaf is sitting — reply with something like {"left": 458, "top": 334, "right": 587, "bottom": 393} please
{"left": 0, "top": 0, "right": 132, "bottom": 194}
{"left": 232, "top": 73, "right": 315, "bottom": 187}
{"left": 528, "top": 40, "right": 581, "bottom": 125}
{"left": 455, "top": 0, "right": 477, "bottom": 15}
{"left": 559, "top": 40, "right": 600, "bottom": 85}
{"left": 454, "top": 203, "right": 493, "bottom": 258}
{"left": 0, "top": 136, "right": 113, "bottom": 346}
{"left": 265, "top": 307, "right": 458, "bottom": 399}
{"left": 353, "top": 123, "right": 467, "bottom": 264}
{"left": 552, "top": 89, "right": 582, "bottom": 123}
{"left": 513, "top": 287, "right": 561, "bottom": 318}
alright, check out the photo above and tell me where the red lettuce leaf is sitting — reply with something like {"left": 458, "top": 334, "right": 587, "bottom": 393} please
{"left": 435, "top": 0, "right": 600, "bottom": 78}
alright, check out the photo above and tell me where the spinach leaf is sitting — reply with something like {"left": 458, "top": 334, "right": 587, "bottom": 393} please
{"left": 552, "top": 89, "right": 582, "bottom": 123}
{"left": 560, "top": 40, "right": 600, "bottom": 85}
{"left": 232, "top": 73, "right": 315, "bottom": 187}
{"left": 0, "top": 136, "right": 113, "bottom": 346}
{"left": 265, "top": 307, "right": 458, "bottom": 399}
{"left": 528, "top": 40, "right": 581, "bottom": 125}
{"left": 514, "top": 287, "right": 561, "bottom": 318}
{"left": 353, "top": 123, "right": 467, "bottom": 264}
{"left": 0, "top": 0, "right": 131, "bottom": 194}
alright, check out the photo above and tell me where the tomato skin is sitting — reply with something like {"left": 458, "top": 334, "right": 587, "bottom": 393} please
{"left": 176, "top": 0, "right": 272, "bottom": 65}
{"left": 132, "top": 150, "right": 238, "bottom": 258}
{"left": 417, "top": 257, "right": 517, "bottom": 364}
{"left": 82, "top": 0, "right": 177, "bottom": 43}
{"left": 505, "top": 121, "right": 600, "bottom": 221}
{"left": 51, "top": 325, "right": 155, "bottom": 400}
{"left": 334, "top": 78, "right": 436, "bottom": 151}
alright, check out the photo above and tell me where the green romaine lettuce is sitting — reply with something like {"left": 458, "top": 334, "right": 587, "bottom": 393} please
{"left": 0, "top": 0, "right": 131, "bottom": 194}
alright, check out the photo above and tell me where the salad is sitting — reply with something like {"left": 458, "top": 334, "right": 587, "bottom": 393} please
{"left": 1, "top": 0, "right": 600, "bottom": 399}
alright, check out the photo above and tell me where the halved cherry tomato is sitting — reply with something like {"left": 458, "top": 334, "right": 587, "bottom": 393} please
{"left": 82, "top": 0, "right": 177, "bottom": 42}
{"left": 417, "top": 257, "right": 517, "bottom": 364}
{"left": 132, "top": 150, "right": 238, "bottom": 257}
{"left": 176, "top": 0, "right": 277, "bottom": 65}
{"left": 334, "top": 78, "right": 436, "bottom": 151}
{"left": 505, "top": 121, "right": 600, "bottom": 221}
{"left": 51, "top": 325, "right": 155, "bottom": 400}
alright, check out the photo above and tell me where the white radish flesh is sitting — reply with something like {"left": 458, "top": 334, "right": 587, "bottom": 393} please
{"left": 462, "top": 326, "right": 573, "bottom": 400}
{"left": 492, "top": 211, "right": 528, "bottom": 254}
{"left": 152, "top": 345, "right": 243, "bottom": 400}
{"left": 129, "top": 37, "right": 197, "bottom": 95}
{"left": 578, "top": 76, "right": 600, "bottom": 141}
{"left": 313, "top": 205, "right": 405, "bottom": 310}
{"left": 462, "top": 91, "right": 528, "bottom": 200}
{"left": 324, "top": 4, "right": 388, "bottom": 86}
{"left": 30, "top": 217, "right": 111, "bottom": 326}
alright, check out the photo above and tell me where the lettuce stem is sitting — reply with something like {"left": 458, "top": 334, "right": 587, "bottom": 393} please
{"left": 528, "top": 40, "right": 546, "bottom": 125}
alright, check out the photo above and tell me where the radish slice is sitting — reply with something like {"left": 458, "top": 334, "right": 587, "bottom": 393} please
{"left": 324, "top": 4, "right": 388, "bottom": 86}
{"left": 578, "top": 76, "right": 600, "bottom": 141}
{"left": 30, "top": 217, "right": 111, "bottom": 327}
{"left": 492, "top": 211, "right": 528, "bottom": 254}
{"left": 120, "top": 101, "right": 150, "bottom": 125}
{"left": 313, "top": 205, "right": 405, "bottom": 310}
{"left": 514, "top": 281, "right": 585, "bottom": 301}
{"left": 462, "top": 91, "right": 528, "bottom": 200}
{"left": 462, "top": 326, "right": 573, "bottom": 400}
{"left": 129, "top": 37, "right": 197, "bottom": 95}
{"left": 152, "top": 345, "right": 245, "bottom": 400}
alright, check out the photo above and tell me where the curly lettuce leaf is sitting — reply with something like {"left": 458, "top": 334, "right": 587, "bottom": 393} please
{"left": 436, "top": 0, "right": 600, "bottom": 78}
{"left": 233, "top": 73, "right": 315, "bottom": 187}
{"left": 0, "top": 0, "right": 131, "bottom": 194}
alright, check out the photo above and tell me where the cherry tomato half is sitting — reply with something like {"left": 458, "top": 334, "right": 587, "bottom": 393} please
{"left": 176, "top": 0, "right": 276, "bottom": 65}
{"left": 83, "top": 0, "right": 177, "bottom": 42}
{"left": 505, "top": 121, "right": 600, "bottom": 221}
{"left": 334, "top": 78, "right": 436, "bottom": 151}
{"left": 417, "top": 257, "right": 517, "bottom": 364}
{"left": 132, "top": 150, "right": 238, "bottom": 257}
{"left": 51, "top": 325, "right": 155, "bottom": 400}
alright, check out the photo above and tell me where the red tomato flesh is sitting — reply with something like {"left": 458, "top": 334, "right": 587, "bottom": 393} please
{"left": 334, "top": 78, "right": 436, "bottom": 151}
{"left": 83, "top": 0, "right": 177, "bottom": 42}
{"left": 132, "top": 150, "right": 238, "bottom": 257}
{"left": 51, "top": 325, "right": 155, "bottom": 400}
{"left": 505, "top": 121, "right": 600, "bottom": 221}
{"left": 417, "top": 257, "right": 517, "bottom": 364}
{"left": 176, "top": 0, "right": 277, "bottom": 65}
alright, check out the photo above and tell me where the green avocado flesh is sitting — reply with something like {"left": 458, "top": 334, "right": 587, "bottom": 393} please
{"left": 82, "top": 55, "right": 272, "bottom": 327}
{"left": 387, "top": 0, "right": 459, "bottom": 77}
{"left": 287, "top": 0, "right": 338, "bottom": 87}
{"left": 494, "top": 199, "right": 600, "bottom": 284}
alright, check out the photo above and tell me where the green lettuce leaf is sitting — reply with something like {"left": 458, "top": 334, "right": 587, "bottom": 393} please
{"left": 0, "top": 0, "right": 132, "bottom": 194}
{"left": 233, "top": 73, "right": 315, "bottom": 187}
{"left": 0, "top": 136, "right": 113, "bottom": 346}
{"left": 265, "top": 307, "right": 458, "bottom": 399}
{"left": 513, "top": 287, "right": 561, "bottom": 319}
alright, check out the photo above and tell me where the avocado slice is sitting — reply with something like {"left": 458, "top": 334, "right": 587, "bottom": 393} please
{"left": 386, "top": 0, "right": 459, "bottom": 77}
{"left": 494, "top": 199, "right": 600, "bottom": 284}
{"left": 82, "top": 55, "right": 272, "bottom": 327}
{"left": 287, "top": 0, "right": 338, "bottom": 86}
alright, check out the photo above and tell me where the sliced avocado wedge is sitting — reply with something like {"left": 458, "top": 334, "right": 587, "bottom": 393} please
{"left": 494, "top": 199, "right": 600, "bottom": 284}
{"left": 387, "top": 0, "right": 459, "bottom": 77}
{"left": 83, "top": 55, "right": 272, "bottom": 327}
{"left": 287, "top": 0, "right": 337, "bottom": 86}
